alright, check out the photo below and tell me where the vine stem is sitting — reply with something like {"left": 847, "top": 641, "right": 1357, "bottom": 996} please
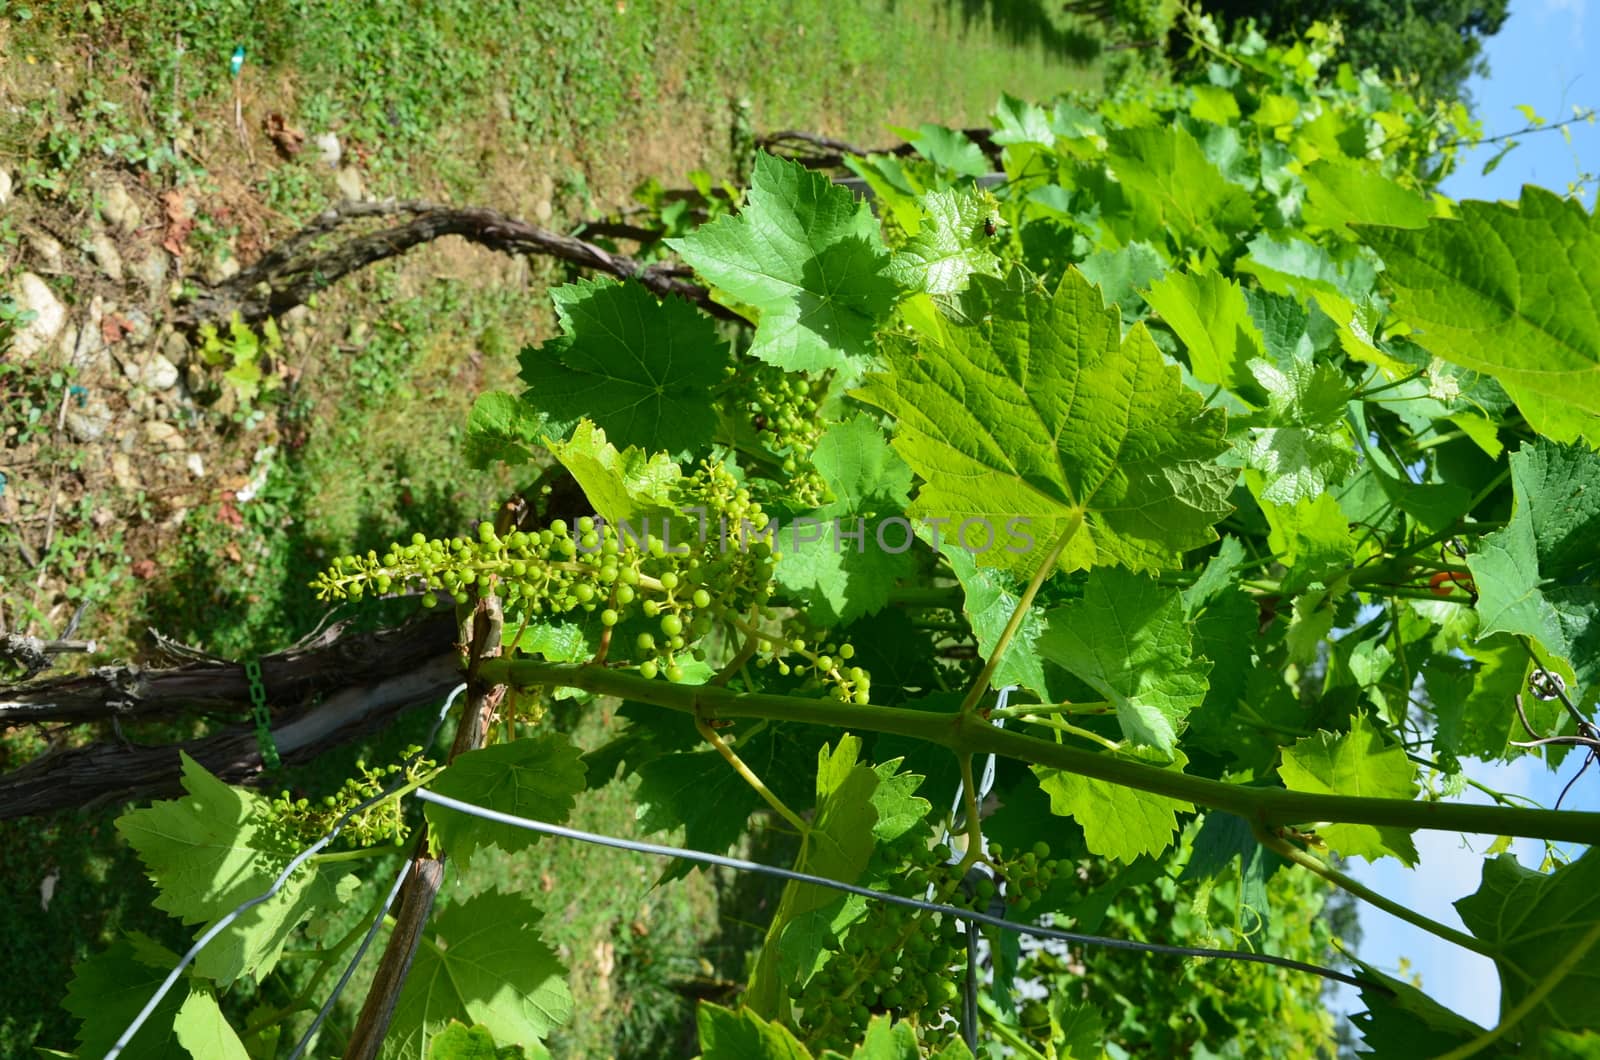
{"left": 1253, "top": 826, "right": 1494, "bottom": 957}
{"left": 957, "top": 517, "right": 1082, "bottom": 718}
{"left": 482, "top": 660, "right": 1600, "bottom": 846}
{"left": 1431, "top": 918, "right": 1600, "bottom": 1059}
{"left": 695, "top": 716, "right": 809, "bottom": 835}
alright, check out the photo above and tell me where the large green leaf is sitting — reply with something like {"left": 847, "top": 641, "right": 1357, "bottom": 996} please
{"left": 1301, "top": 159, "right": 1432, "bottom": 234}
{"left": 774, "top": 415, "right": 916, "bottom": 625}
{"left": 1034, "top": 749, "right": 1194, "bottom": 863}
{"left": 1104, "top": 126, "right": 1256, "bottom": 255}
{"left": 515, "top": 277, "right": 730, "bottom": 456}
{"left": 172, "top": 991, "right": 250, "bottom": 1060}
{"left": 852, "top": 269, "right": 1234, "bottom": 577}
{"left": 942, "top": 541, "right": 1050, "bottom": 699}
{"left": 1037, "top": 568, "right": 1211, "bottom": 755}
{"left": 114, "top": 754, "right": 353, "bottom": 986}
{"left": 1359, "top": 186, "right": 1600, "bottom": 443}
{"left": 383, "top": 892, "right": 571, "bottom": 1060}
{"left": 64, "top": 936, "right": 189, "bottom": 1060}
{"left": 1466, "top": 439, "right": 1600, "bottom": 689}
{"left": 543, "top": 420, "right": 680, "bottom": 527}
{"left": 696, "top": 1002, "right": 813, "bottom": 1059}
{"left": 1455, "top": 849, "right": 1600, "bottom": 1035}
{"left": 886, "top": 188, "right": 1002, "bottom": 295}
{"left": 1276, "top": 714, "right": 1419, "bottom": 864}
{"left": 424, "top": 733, "right": 587, "bottom": 863}
{"left": 1141, "top": 268, "right": 1265, "bottom": 399}
{"left": 669, "top": 152, "right": 898, "bottom": 374}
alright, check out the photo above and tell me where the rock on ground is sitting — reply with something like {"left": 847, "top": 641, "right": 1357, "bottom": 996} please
{"left": 9, "top": 273, "right": 67, "bottom": 360}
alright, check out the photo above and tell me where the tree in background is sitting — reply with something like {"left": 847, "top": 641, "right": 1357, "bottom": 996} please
{"left": 1194, "top": 0, "right": 1509, "bottom": 101}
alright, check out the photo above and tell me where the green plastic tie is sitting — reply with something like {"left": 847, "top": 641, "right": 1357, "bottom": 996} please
{"left": 244, "top": 657, "right": 281, "bottom": 769}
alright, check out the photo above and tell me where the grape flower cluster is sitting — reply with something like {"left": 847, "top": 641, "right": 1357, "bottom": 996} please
{"left": 310, "top": 461, "right": 870, "bottom": 702}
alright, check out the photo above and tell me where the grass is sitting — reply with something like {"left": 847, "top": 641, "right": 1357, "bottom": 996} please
{"left": 0, "top": 1, "right": 1101, "bottom": 1055}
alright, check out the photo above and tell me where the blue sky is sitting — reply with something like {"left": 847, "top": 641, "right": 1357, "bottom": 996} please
{"left": 1330, "top": 0, "right": 1598, "bottom": 1034}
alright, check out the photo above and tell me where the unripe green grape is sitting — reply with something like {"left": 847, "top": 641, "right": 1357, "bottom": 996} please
{"left": 421, "top": 592, "right": 439, "bottom": 609}
{"left": 478, "top": 521, "right": 496, "bottom": 542}
{"left": 668, "top": 635, "right": 685, "bottom": 650}
{"left": 620, "top": 566, "right": 640, "bottom": 586}
{"left": 412, "top": 532, "right": 427, "bottom": 547}
{"left": 549, "top": 519, "right": 567, "bottom": 536}
{"left": 660, "top": 613, "right": 684, "bottom": 637}
{"left": 665, "top": 664, "right": 684, "bottom": 683}
{"left": 638, "top": 660, "right": 659, "bottom": 679}
{"left": 601, "top": 609, "right": 619, "bottom": 627}
{"left": 659, "top": 570, "right": 679, "bottom": 591}
{"left": 573, "top": 583, "right": 595, "bottom": 603}
{"left": 616, "top": 584, "right": 636, "bottom": 605}
{"left": 840, "top": 643, "right": 855, "bottom": 660}
{"left": 692, "top": 588, "right": 711, "bottom": 609}
{"left": 636, "top": 632, "right": 655, "bottom": 653}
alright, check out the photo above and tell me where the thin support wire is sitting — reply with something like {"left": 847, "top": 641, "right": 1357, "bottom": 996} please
{"left": 411, "top": 788, "right": 1372, "bottom": 990}
{"left": 105, "top": 683, "right": 467, "bottom": 1060}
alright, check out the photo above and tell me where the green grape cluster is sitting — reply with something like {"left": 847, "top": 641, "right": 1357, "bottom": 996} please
{"left": 986, "top": 840, "right": 1065, "bottom": 915}
{"left": 740, "top": 364, "right": 828, "bottom": 507}
{"left": 264, "top": 747, "right": 436, "bottom": 849}
{"left": 793, "top": 850, "right": 969, "bottom": 1052}
{"left": 313, "top": 462, "right": 876, "bottom": 702}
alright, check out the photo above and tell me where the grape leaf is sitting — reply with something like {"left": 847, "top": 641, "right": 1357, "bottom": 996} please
{"left": 424, "top": 733, "right": 587, "bottom": 863}
{"left": 1358, "top": 186, "right": 1600, "bottom": 443}
{"left": 384, "top": 892, "right": 571, "bottom": 1060}
{"left": 696, "top": 1002, "right": 812, "bottom": 1059}
{"left": 990, "top": 93, "right": 1057, "bottom": 147}
{"left": 1277, "top": 714, "right": 1420, "bottom": 864}
{"left": 775, "top": 415, "right": 916, "bottom": 625}
{"left": 464, "top": 391, "right": 543, "bottom": 469}
{"left": 1077, "top": 241, "right": 1165, "bottom": 320}
{"left": 544, "top": 420, "right": 680, "bottom": 527}
{"left": 1466, "top": 440, "right": 1600, "bottom": 689}
{"left": 64, "top": 936, "right": 188, "bottom": 1060}
{"left": 1105, "top": 126, "right": 1256, "bottom": 255}
{"left": 1259, "top": 490, "right": 1356, "bottom": 593}
{"left": 1244, "top": 427, "right": 1358, "bottom": 506}
{"left": 748, "top": 736, "right": 885, "bottom": 1015}
{"left": 1037, "top": 568, "right": 1211, "bottom": 755}
{"left": 114, "top": 753, "right": 351, "bottom": 985}
{"left": 172, "top": 991, "right": 250, "bottom": 1060}
{"left": 941, "top": 541, "right": 1050, "bottom": 699}
{"left": 904, "top": 123, "right": 991, "bottom": 177}
{"left": 428, "top": 1021, "right": 552, "bottom": 1059}
{"left": 633, "top": 729, "right": 783, "bottom": 861}
{"left": 852, "top": 269, "right": 1234, "bottom": 578}
{"left": 1034, "top": 748, "right": 1194, "bottom": 863}
{"left": 1424, "top": 641, "right": 1546, "bottom": 761}
{"left": 1348, "top": 960, "right": 1486, "bottom": 1058}
{"left": 514, "top": 277, "right": 729, "bottom": 456}
{"left": 1300, "top": 159, "right": 1432, "bottom": 234}
{"left": 668, "top": 153, "right": 898, "bottom": 374}
{"left": 1142, "top": 267, "right": 1265, "bottom": 400}
{"left": 1455, "top": 849, "right": 1600, "bottom": 1034}
{"left": 887, "top": 188, "right": 1001, "bottom": 296}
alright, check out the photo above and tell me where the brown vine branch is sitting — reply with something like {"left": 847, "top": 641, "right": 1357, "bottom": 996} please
{"left": 0, "top": 613, "right": 456, "bottom": 727}
{"left": 172, "top": 199, "right": 738, "bottom": 333}
{"left": 343, "top": 516, "right": 511, "bottom": 1059}
{"left": 0, "top": 652, "right": 462, "bottom": 819}
{"left": 757, "top": 127, "right": 1002, "bottom": 170}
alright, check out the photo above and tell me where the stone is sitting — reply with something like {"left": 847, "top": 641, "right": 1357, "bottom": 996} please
{"left": 65, "top": 399, "right": 114, "bottom": 443}
{"left": 203, "top": 251, "right": 240, "bottom": 285}
{"left": 185, "top": 453, "right": 205, "bottom": 478}
{"left": 314, "top": 132, "right": 342, "bottom": 167}
{"left": 132, "top": 251, "right": 168, "bottom": 291}
{"left": 89, "top": 230, "right": 124, "bottom": 281}
{"left": 141, "top": 353, "right": 180, "bottom": 391}
{"left": 534, "top": 199, "right": 553, "bottom": 224}
{"left": 335, "top": 166, "right": 365, "bottom": 202}
{"left": 142, "top": 419, "right": 185, "bottom": 451}
{"left": 140, "top": 353, "right": 180, "bottom": 390}
{"left": 26, "top": 231, "right": 64, "bottom": 272}
{"left": 9, "top": 273, "right": 66, "bottom": 360}
{"left": 100, "top": 181, "right": 142, "bottom": 234}
{"left": 163, "top": 328, "right": 190, "bottom": 364}
{"left": 0, "top": 167, "right": 12, "bottom": 206}
{"left": 110, "top": 452, "right": 136, "bottom": 491}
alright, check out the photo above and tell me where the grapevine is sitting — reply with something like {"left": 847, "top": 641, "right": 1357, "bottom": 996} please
{"left": 41, "top": 11, "right": 1600, "bottom": 1060}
